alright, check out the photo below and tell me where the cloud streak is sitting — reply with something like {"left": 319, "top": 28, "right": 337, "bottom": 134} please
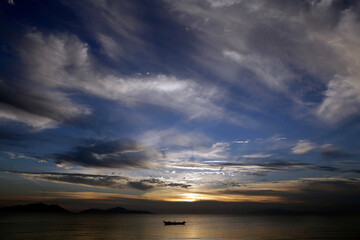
{"left": 320, "top": 145, "right": 357, "bottom": 161}
{"left": 3, "top": 171, "right": 191, "bottom": 191}
{"left": 0, "top": 79, "right": 90, "bottom": 130}
{"left": 168, "top": 157, "right": 352, "bottom": 175}
{"left": 219, "top": 178, "right": 360, "bottom": 207}
{"left": 54, "top": 139, "right": 159, "bottom": 169}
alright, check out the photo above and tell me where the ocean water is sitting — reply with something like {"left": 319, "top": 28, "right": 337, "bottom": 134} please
{"left": 0, "top": 213, "right": 359, "bottom": 239}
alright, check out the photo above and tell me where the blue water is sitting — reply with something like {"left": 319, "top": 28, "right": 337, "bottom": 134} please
{"left": 0, "top": 214, "right": 359, "bottom": 239}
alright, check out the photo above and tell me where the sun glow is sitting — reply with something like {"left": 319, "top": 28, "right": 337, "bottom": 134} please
{"left": 179, "top": 193, "right": 204, "bottom": 202}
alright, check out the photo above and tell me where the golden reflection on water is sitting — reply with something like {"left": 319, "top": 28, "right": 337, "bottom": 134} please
{"left": 1, "top": 213, "right": 359, "bottom": 239}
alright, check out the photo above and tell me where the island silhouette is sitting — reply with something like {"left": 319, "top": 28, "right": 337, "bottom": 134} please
{"left": 0, "top": 202, "right": 152, "bottom": 214}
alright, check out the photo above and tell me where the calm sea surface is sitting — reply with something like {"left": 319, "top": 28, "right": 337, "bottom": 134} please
{"left": 0, "top": 213, "right": 359, "bottom": 239}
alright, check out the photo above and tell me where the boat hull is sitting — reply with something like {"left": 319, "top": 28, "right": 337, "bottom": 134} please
{"left": 163, "top": 221, "right": 186, "bottom": 225}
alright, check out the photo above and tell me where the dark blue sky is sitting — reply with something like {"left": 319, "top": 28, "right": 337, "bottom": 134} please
{"left": 0, "top": 0, "right": 360, "bottom": 212}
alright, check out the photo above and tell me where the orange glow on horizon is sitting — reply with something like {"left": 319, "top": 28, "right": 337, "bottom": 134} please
{"left": 143, "top": 189, "right": 286, "bottom": 203}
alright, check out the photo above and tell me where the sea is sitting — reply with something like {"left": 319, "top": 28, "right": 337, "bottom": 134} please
{"left": 0, "top": 213, "right": 359, "bottom": 239}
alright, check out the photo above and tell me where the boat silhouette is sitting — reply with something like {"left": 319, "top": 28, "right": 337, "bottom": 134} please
{"left": 163, "top": 220, "right": 186, "bottom": 225}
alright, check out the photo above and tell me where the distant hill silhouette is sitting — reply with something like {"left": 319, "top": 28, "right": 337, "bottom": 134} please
{"left": 0, "top": 202, "right": 70, "bottom": 213}
{"left": 80, "top": 206, "right": 152, "bottom": 214}
{"left": 0, "top": 202, "right": 153, "bottom": 214}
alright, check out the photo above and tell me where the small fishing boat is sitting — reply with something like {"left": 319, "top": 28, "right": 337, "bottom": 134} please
{"left": 163, "top": 220, "right": 186, "bottom": 225}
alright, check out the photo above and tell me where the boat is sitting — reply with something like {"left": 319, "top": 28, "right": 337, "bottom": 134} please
{"left": 163, "top": 220, "right": 186, "bottom": 225}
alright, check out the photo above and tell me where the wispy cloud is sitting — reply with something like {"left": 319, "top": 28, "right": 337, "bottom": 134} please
{"left": 3, "top": 171, "right": 191, "bottom": 191}
{"left": 166, "top": 156, "right": 347, "bottom": 176}
{"left": 219, "top": 160, "right": 329, "bottom": 172}
{"left": 165, "top": 141, "right": 231, "bottom": 164}
{"left": 169, "top": 0, "right": 360, "bottom": 124}
{"left": 310, "top": 8, "right": 360, "bottom": 124}
{"left": 0, "top": 80, "right": 90, "bottom": 130}
{"left": 292, "top": 140, "right": 317, "bottom": 154}
{"left": 206, "top": 0, "right": 242, "bottom": 8}
{"left": 316, "top": 76, "right": 360, "bottom": 124}
{"left": 232, "top": 139, "right": 250, "bottom": 144}
{"left": 233, "top": 140, "right": 249, "bottom": 144}
{"left": 97, "top": 33, "right": 124, "bottom": 60}
{"left": 242, "top": 153, "right": 272, "bottom": 159}
{"left": 218, "top": 178, "right": 360, "bottom": 207}
{"left": 320, "top": 144, "right": 356, "bottom": 161}
{"left": 62, "top": 0, "right": 144, "bottom": 60}
{"left": 139, "top": 128, "right": 211, "bottom": 148}
{"left": 223, "top": 50, "right": 294, "bottom": 90}
{"left": 0, "top": 31, "right": 252, "bottom": 129}
{"left": 3, "top": 151, "right": 47, "bottom": 163}
{"left": 53, "top": 139, "right": 159, "bottom": 169}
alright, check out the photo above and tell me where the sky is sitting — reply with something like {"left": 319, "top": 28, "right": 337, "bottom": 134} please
{"left": 1, "top": 0, "right": 360, "bottom": 213}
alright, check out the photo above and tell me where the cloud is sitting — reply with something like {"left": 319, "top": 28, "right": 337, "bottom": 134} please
{"left": 90, "top": 74, "right": 227, "bottom": 122}
{"left": 233, "top": 140, "right": 249, "bottom": 144}
{"left": 139, "top": 128, "right": 211, "bottom": 148}
{"left": 221, "top": 160, "right": 311, "bottom": 171}
{"left": 169, "top": 1, "right": 306, "bottom": 92}
{"left": 8, "top": 0, "right": 14, "bottom": 5}
{"left": 62, "top": 0, "right": 143, "bottom": 60}
{"left": 169, "top": 0, "right": 360, "bottom": 124}
{"left": 54, "top": 139, "right": 159, "bottom": 169}
{"left": 97, "top": 33, "right": 124, "bottom": 59}
{"left": 127, "top": 181, "right": 153, "bottom": 191}
{"left": 165, "top": 141, "right": 231, "bottom": 164}
{"left": 218, "top": 178, "right": 360, "bottom": 207}
{"left": 286, "top": 178, "right": 360, "bottom": 206}
{"left": 242, "top": 153, "right": 272, "bottom": 159}
{"left": 129, "top": 178, "right": 191, "bottom": 190}
{"left": 316, "top": 76, "right": 360, "bottom": 124}
{"left": 220, "top": 189, "right": 287, "bottom": 197}
{"left": 3, "top": 151, "right": 47, "bottom": 163}
{"left": 0, "top": 79, "right": 90, "bottom": 130}
{"left": 168, "top": 156, "right": 344, "bottom": 175}
{"left": 292, "top": 140, "right": 317, "bottom": 154}
{"left": 206, "top": 0, "right": 242, "bottom": 8}
{"left": 0, "top": 102, "right": 56, "bottom": 130}
{"left": 320, "top": 144, "right": 356, "bottom": 161}
{"left": 223, "top": 50, "right": 294, "bottom": 90}
{"left": 4, "top": 171, "right": 190, "bottom": 191}
{"left": 2, "top": 31, "right": 251, "bottom": 130}
{"left": 308, "top": 6, "right": 360, "bottom": 124}
{"left": 0, "top": 31, "right": 93, "bottom": 130}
